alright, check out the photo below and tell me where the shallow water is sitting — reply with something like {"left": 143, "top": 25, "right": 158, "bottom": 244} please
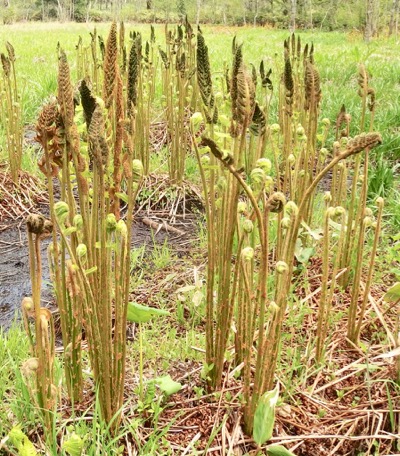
{"left": 0, "top": 215, "right": 194, "bottom": 329}
{"left": 0, "top": 224, "right": 52, "bottom": 329}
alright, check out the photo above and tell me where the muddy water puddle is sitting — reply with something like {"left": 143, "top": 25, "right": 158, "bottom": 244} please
{"left": 0, "top": 213, "right": 199, "bottom": 329}
{"left": 0, "top": 223, "right": 52, "bottom": 329}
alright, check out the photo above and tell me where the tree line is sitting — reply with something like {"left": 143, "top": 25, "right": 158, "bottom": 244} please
{"left": 1, "top": 0, "right": 399, "bottom": 37}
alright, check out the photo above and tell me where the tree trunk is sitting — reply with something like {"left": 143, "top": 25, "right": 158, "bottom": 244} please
{"left": 290, "top": 0, "right": 297, "bottom": 31}
{"left": 389, "top": 0, "right": 400, "bottom": 34}
{"left": 364, "top": 0, "right": 374, "bottom": 41}
{"left": 196, "top": 0, "right": 201, "bottom": 25}
{"left": 146, "top": 0, "right": 152, "bottom": 10}
{"left": 254, "top": 0, "right": 259, "bottom": 25}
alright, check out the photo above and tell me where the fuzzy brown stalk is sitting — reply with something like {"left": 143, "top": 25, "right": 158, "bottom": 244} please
{"left": 102, "top": 22, "right": 118, "bottom": 109}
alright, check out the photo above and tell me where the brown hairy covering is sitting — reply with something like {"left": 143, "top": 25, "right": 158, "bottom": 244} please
{"left": 88, "top": 103, "right": 109, "bottom": 167}
{"left": 236, "top": 66, "right": 256, "bottom": 128}
{"left": 1, "top": 53, "right": 10, "bottom": 76}
{"left": 36, "top": 101, "right": 64, "bottom": 177}
{"left": 284, "top": 57, "right": 294, "bottom": 114}
{"left": 304, "top": 60, "right": 321, "bottom": 111}
{"left": 79, "top": 78, "right": 96, "bottom": 128}
{"left": 340, "top": 132, "right": 382, "bottom": 159}
{"left": 5, "top": 42, "right": 15, "bottom": 62}
{"left": 102, "top": 22, "right": 118, "bottom": 109}
{"left": 58, "top": 50, "right": 75, "bottom": 130}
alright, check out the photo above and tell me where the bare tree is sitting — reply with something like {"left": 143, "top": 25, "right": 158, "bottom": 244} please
{"left": 290, "top": 0, "right": 297, "bottom": 31}
{"left": 196, "top": 0, "right": 201, "bottom": 25}
{"left": 389, "top": 0, "right": 400, "bottom": 35}
{"left": 364, "top": 0, "right": 374, "bottom": 41}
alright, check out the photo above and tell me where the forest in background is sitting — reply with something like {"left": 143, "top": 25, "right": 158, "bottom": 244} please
{"left": 0, "top": 0, "right": 399, "bottom": 38}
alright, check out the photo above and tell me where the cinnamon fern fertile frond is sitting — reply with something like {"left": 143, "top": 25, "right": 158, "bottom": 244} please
{"left": 236, "top": 65, "right": 256, "bottom": 128}
{"left": 196, "top": 32, "right": 212, "bottom": 106}
{"left": 79, "top": 79, "right": 96, "bottom": 128}
{"left": 102, "top": 22, "right": 118, "bottom": 109}
{"left": 58, "top": 50, "right": 75, "bottom": 129}
{"left": 231, "top": 42, "right": 243, "bottom": 120}
{"left": 250, "top": 102, "right": 266, "bottom": 136}
{"left": 127, "top": 36, "right": 140, "bottom": 112}
{"left": 304, "top": 60, "right": 321, "bottom": 112}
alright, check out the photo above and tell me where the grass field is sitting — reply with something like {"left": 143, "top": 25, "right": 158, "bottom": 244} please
{"left": 0, "top": 22, "right": 400, "bottom": 455}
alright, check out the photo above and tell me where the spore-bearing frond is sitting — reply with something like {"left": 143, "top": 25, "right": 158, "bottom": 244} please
{"left": 197, "top": 33, "right": 212, "bottom": 106}
{"left": 236, "top": 66, "right": 256, "bottom": 128}
{"left": 58, "top": 50, "right": 75, "bottom": 129}
{"left": 250, "top": 103, "right": 266, "bottom": 136}
{"left": 127, "top": 40, "right": 139, "bottom": 111}
{"left": 304, "top": 61, "right": 321, "bottom": 111}
{"left": 79, "top": 78, "right": 96, "bottom": 128}
{"left": 102, "top": 22, "right": 118, "bottom": 109}
{"left": 340, "top": 132, "right": 382, "bottom": 160}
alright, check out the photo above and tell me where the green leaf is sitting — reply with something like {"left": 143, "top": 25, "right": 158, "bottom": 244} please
{"left": 154, "top": 375, "right": 182, "bottom": 396}
{"left": 127, "top": 302, "right": 169, "bottom": 323}
{"left": 300, "top": 221, "right": 323, "bottom": 240}
{"left": 295, "top": 246, "right": 315, "bottom": 265}
{"left": 266, "top": 444, "right": 296, "bottom": 456}
{"left": 115, "top": 192, "right": 129, "bottom": 203}
{"left": 8, "top": 426, "right": 37, "bottom": 456}
{"left": 253, "top": 383, "right": 279, "bottom": 446}
{"left": 383, "top": 282, "right": 400, "bottom": 302}
{"left": 62, "top": 434, "right": 84, "bottom": 456}
{"left": 63, "top": 226, "right": 77, "bottom": 236}
{"left": 84, "top": 266, "right": 98, "bottom": 275}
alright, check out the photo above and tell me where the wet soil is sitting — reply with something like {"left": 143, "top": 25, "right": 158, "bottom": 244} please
{"left": 0, "top": 212, "right": 200, "bottom": 330}
{"left": 0, "top": 223, "right": 52, "bottom": 329}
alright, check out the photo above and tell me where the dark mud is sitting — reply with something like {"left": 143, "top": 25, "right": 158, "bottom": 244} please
{"left": 0, "top": 212, "right": 200, "bottom": 330}
{"left": 0, "top": 223, "right": 53, "bottom": 330}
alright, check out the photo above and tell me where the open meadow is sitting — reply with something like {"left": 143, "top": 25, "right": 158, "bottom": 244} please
{"left": 0, "top": 21, "right": 400, "bottom": 455}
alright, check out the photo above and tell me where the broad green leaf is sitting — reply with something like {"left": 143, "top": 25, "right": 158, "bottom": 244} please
{"left": 383, "top": 282, "right": 400, "bottom": 302}
{"left": 392, "top": 232, "right": 400, "bottom": 241}
{"left": 127, "top": 302, "right": 169, "bottom": 323}
{"left": 115, "top": 192, "right": 129, "bottom": 203}
{"left": 201, "top": 362, "right": 214, "bottom": 381}
{"left": 266, "top": 444, "right": 296, "bottom": 456}
{"left": 301, "top": 221, "right": 323, "bottom": 240}
{"left": 295, "top": 246, "right": 315, "bottom": 265}
{"left": 154, "top": 375, "right": 182, "bottom": 396}
{"left": 62, "top": 434, "right": 84, "bottom": 456}
{"left": 253, "top": 383, "right": 279, "bottom": 446}
{"left": 8, "top": 426, "right": 37, "bottom": 456}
